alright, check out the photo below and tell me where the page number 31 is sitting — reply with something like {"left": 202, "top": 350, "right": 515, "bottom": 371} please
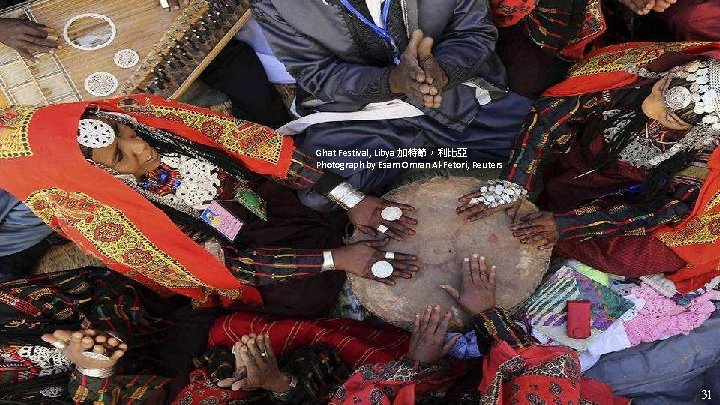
{"left": 702, "top": 390, "right": 712, "bottom": 400}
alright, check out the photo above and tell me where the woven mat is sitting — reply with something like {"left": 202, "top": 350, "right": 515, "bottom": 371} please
{"left": 33, "top": 243, "right": 104, "bottom": 274}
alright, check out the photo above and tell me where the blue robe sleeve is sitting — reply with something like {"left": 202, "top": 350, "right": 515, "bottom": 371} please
{"left": 252, "top": 1, "right": 396, "bottom": 106}
{"left": 432, "top": 0, "right": 499, "bottom": 88}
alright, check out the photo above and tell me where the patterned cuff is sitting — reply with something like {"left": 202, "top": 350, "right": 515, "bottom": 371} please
{"left": 388, "top": 357, "right": 441, "bottom": 382}
{"left": 280, "top": 149, "right": 326, "bottom": 191}
{"left": 553, "top": 210, "right": 588, "bottom": 241}
{"left": 225, "top": 246, "right": 325, "bottom": 285}
{"left": 472, "top": 307, "right": 534, "bottom": 354}
{"left": 69, "top": 368, "right": 113, "bottom": 404}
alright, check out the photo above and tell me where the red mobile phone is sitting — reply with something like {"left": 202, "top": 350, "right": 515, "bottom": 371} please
{"left": 566, "top": 300, "right": 591, "bottom": 339}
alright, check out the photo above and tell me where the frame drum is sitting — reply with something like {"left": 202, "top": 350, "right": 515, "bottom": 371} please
{"left": 348, "top": 177, "right": 550, "bottom": 331}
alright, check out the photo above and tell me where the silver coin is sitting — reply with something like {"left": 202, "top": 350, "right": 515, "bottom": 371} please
{"left": 371, "top": 260, "right": 394, "bottom": 278}
{"left": 381, "top": 206, "right": 403, "bottom": 221}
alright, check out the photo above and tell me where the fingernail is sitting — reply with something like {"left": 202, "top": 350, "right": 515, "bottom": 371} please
{"left": 480, "top": 256, "right": 485, "bottom": 261}
{"left": 412, "top": 266, "right": 419, "bottom": 270}
{"left": 411, "top": 256, "right": 417, "bottom": 260}
{"left": 464, "top": 257, "right": 469, "bottom": 262}
{"left": 472, "top": 254, "right": 478, "bottom": 259}
{"left": 435, "top": 305, "right": 440, "bottom": 309}
{"left": 415, "top": 313, "right": 420, "bottom": 318}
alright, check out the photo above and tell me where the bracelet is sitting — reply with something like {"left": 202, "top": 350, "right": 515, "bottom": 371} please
{"left": 76, "top": 365, "right": 115, "bottom": 379}
{"left": 321, "top": 250, "right": 336, "bottom": 272}
{"left": 468, "top": 180, "right": 528, "bottom": 208}
{"left": 327, "top": 182, "right": 365, "bottom": 210}
{"left": 271, "top": 374, "right": 298, "bottom": 401}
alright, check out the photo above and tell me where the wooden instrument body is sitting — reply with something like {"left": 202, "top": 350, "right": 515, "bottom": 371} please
{"left": 0, "top": 0, "right": 250, "bottom": 108}
{"left": 348, "top": 177, "right": 550, "bottom": 331}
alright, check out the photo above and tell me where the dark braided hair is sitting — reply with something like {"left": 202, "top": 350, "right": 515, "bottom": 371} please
{"left": 580, "top": 81, "right": 702, "bottom": 202}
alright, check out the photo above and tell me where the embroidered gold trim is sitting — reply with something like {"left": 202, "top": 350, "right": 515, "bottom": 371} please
{"left": 0, "top": 105, "right": 38, "bottom": 159}
{"left": 26, "top": 188, "right": 204, "bottom": 289}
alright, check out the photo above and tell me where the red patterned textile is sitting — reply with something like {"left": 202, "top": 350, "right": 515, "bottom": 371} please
{"left": 174, "top": 312, "right": 409, "bottom": 404}
{"left": 659, "top": 147, "right": 720, "bottom": 292}
{"left": 0, "top": 95, "right": 298, "bottom": 306}
{"left": 477, "top": 341, "right": 628, "bottom": 404}
{"left": 544, "top": 42, "right": 720, "bottom": 97}
{"left": 490, "top": 0, "right": 606, "bottom": 60}
{"left": 208, "top": 312, "right": 409, "bottom": 369}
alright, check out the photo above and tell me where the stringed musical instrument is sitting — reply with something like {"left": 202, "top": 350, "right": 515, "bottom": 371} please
{"left": 0, "top": 0, "right": 251, "bottom": 108}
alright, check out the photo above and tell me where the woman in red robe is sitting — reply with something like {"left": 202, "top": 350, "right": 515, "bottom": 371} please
{"left": 459, "top": 42, "right": 720, "bottom": 294}
{"left": 0, "top": 95, "right": 420, "bottom": 315}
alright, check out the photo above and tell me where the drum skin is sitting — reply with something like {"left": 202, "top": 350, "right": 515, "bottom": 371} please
{"left": 349, "top": 177, "right": 550, "bottom": 331}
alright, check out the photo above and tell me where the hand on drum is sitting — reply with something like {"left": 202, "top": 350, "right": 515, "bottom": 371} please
{"left": 440, "top": 254, "right": 496, "bottom": 315}
{"left": 332, "top": 239, "right": 419, "bottom": 285}
{"left": 406, "top": 305, "right": 460, "bottom": 363}
{"left": 348, "top": 196, "right": 417, "bottom": 241}
{"left": 456, "top": 193, "right": 521, "bottom": 223}
{"left": 41, "top": 329, "right": 127, "bottom": 370}
{"left": 511, "top": 211, "right": 558, "bottom": 250}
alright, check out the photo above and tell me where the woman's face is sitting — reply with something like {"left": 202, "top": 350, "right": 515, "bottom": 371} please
{"left": 642, "top": 76, "right": 694, "bottom": 131}
{"left": 90, "top": 121, "right": 162, "bottom": 178}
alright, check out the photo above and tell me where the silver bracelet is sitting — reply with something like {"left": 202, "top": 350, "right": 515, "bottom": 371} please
{"left": 321, "top": 250, "right": 336, "bottom": 272}
{"left": 271, "top": 374, "right": 298, "bottom": 400}
{"left": 76, "top": 365, "right": 115, "bottom": 379}
{"left": 327, "top": 182, "right": 365, "bottom": 210}
{"left": 468, "top": 180, "right": 528, "bottom": 208}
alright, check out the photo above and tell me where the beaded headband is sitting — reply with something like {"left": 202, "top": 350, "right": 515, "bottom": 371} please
{"left": 664, "top": 59, "right": 720, "bottom": 131}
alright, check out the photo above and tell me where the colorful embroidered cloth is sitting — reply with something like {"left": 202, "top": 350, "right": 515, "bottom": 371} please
{"left": 658, "top": 146, "right": 720, "bottom": 292}
{"left": 622, "top": 283, "right": 720, "bottom": 346}
{"left": 477, "top": 341, "right": 629, "bottom": 405}
{"left": 490, "top": 0, "right": 607, "bottom": 60}
{"left": 523, "top": 266, "right": 633, "bottom": 330}
{"left": 0, "top": 95, "right": 297, "bottom": 306}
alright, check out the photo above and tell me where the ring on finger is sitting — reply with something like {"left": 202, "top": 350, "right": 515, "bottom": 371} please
{"left": 371, "top": 260, "right": 394, "bottom": 278}
{"left": 260, "top": 351, "right": 268, "bottom": 357}
{"left": 381, "top": 206, "right": 403, "bottom": 222}
{"left": 384, "top": 251, "right": 395, "bottom": 260}
{"left": 377, "top": 224, "right": 389, "bottom": 234}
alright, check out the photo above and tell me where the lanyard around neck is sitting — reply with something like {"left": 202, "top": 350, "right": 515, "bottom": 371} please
{"left": 339, "top": 0, "right": 400, "bottom": 64}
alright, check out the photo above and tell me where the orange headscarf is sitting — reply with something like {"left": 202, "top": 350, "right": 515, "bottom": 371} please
{"left": 0, "top": 94, "right": 296, "bottom": 306}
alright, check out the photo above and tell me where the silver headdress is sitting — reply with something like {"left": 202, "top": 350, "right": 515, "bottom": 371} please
{"left": 78, "top": 119, "right": 115, "bottom": 149}
{"left": 623, "top": 58, "right": 720, "bottom": 169}
{"left": 664, "top": 59, "right": 720, "bottom": 131}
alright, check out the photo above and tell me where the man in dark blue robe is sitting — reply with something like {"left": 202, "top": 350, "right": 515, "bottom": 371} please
{"left": 252, "top": 0, "right": 533, "bottom": 210}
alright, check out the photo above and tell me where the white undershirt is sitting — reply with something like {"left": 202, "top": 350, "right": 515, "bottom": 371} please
{"left": 366, "top": 0, "right": 385, "bottom": 27}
